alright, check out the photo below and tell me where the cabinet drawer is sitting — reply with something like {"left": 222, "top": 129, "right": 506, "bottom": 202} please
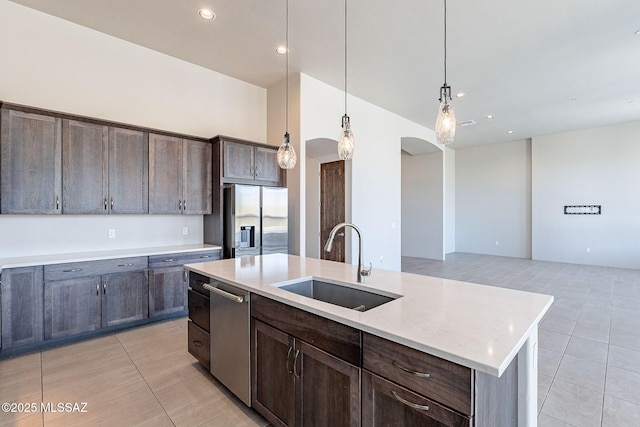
{"left": 44, "top": 256, "right": 148, "bottom": 281}
{"left": 188, "top": 320, "right": 210, "bottom": 369}
{"left": 188, "top": 272, "right": 211, "bottom": 296}
{"left": 363, "top": 333, "right": 473, "bottom": 416}
{"left": 251, "top": 294, "right": 361, "bottom": 366}
{"left": 363, "top": 371, "right": 472, "bottom": 427}
{"left": 149, "top": 250, "right": 221, "bottom": 268}
{"left": 188, "top": 289, "right": 210, "bottom": 331}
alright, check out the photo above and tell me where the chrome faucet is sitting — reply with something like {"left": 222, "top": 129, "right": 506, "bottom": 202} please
{"left": 324, "top": 222, "right": 372, "bottom": 283}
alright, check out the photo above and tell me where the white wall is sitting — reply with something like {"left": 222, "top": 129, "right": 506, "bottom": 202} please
{"left": 0, "top": 1, "right": 267, "bottom": 258}
{"left": 532, "top": 121, "right": 640, "bottom": 269}
{"left": 444, "top": 147, "right": 456, "bottom": 254}
{"left": 456, "top": 139, "right": 532, "bottom": 258}
{"left": 401, "top": 151, "right": 444, "bottom": 260}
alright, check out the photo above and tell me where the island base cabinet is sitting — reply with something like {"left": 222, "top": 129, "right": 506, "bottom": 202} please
{"left": 362, "top": 372, "right": 472, "bottom": 427}
{"left": 251, "top": 319, "right": 360, "bottom": 427}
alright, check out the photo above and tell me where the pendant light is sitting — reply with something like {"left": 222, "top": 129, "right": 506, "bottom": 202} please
{"left": 338, "top": 0, "right": 354, "bottom": 160}
{"left": 435, "top": 0, "right": 456, "bottom": 145}
{"left": 277, "top": 0, "right": 297, "bottom": 169}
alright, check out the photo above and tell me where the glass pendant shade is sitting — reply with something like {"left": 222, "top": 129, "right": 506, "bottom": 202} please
{"left": 435, "top": 86, "right": 456, "bottom": 145}
{"left": 338, "top": 115, "right": 354, "bottom": 160}
{"left": 277, "top": 132, "right": 296, "bottom": 169}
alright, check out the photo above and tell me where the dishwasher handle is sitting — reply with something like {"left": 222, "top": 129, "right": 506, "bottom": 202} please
{"left": 203, "top": 283, "right": 247, "bottom": 303}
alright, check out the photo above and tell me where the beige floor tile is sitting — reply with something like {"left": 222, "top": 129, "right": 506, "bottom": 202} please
{"left": 0, "top": 377, "right": 42, "bottom": 402}
{"left": 0, "top": 353, "right": 41, "bottom": 373}
{"left": 142, "top": 359, "right": 208, "bottom": 392}
{"left": 0, "top": 392, "right": 43, "bottom": 426}
{"left": 120, "top": 332, "right": 186, "bottom": 362}
{"left": 132, "top": 347, "right": 195, "bottom": 378}
{"left": 199, "top": 400, "right": 268, "bottom": 427}
{"left": 153, "top": 369, "right": 223, "bottom": 411}
{"left": 167, "top": 389, "right": 237, "bottom": 427}
{"left": 0, "top": 411, "right": 43, "bottom": 427}
{"left": 42, "top": 352, "right": 136, "bottom": 388}
{"left": 41, "top": 335, "right": 126, "bottom": 372}
{"left": 132, "top": 413, "right": 175, "bottom": 427}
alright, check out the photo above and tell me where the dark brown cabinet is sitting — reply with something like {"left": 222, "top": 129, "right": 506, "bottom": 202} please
{"left": 62, "top": 120, "right": 149, "bottom": 214}
{"left": 0, "top": 266, "right": 44, "bottom": 348}
{"left": 149, "top": 249, "right": 221, "bottom": 318}
{"left": 0, "top": 108, "right": 62, "bottom": 214}
{"left": 220, "top": 139, "right": 283, "bottom": 186}
{"left": 251, "top": 296, "right": 361, "bottom": 427}
{"left": 149, "top": 134, "right": 212, "bottom": 214}
{"left": 43, "top": 257, "right": 149, "bottom": 340}
{"left": 188, "top": 272, "right": 212, "bottom": 369}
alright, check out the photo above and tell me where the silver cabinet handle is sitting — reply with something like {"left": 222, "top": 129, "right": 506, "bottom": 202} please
{"left": 179, "top": 200, "right": 182, "bottom": 210}
{"left": 102, "top": 280, "right": 106, "bottom": 294}
{"left": 104, "top": 198, "right": 108, "bottom": 210}
{"left": 203, "top": 283, "right": 246, "bottom": 303}
{"left": 199, "top": 255, "right": 211, "bottom": 259}
{"left": 390, "top": 390, "right": 429, "bottom": 411}
{"left": 392, "top": 360, "right": 431, "bottom": 378}
{"left": 183, "top": 200, "right": 187, "bottom": 211}
{"left": 56, "top": 196, "right": 60, "bottom": 210}
{"left": 286, "top": 347, "right": 293, "bottom": 374}
{"left": 293, "top": 349, "right": 301, "bottom": 378}
{"left": 118, "top": 263, "right": 134, "bottom": 267}
{"left": 110, "top": 198, "right": 114, "bottom": 210}
{"left": 96, "top": 282, "right": 99, "bottom": 295}
{"left": 162, "top": 259, "right": 175, "bottom": 263}
{"left": 62, "top": 268, "right": 83, "bottom": 273}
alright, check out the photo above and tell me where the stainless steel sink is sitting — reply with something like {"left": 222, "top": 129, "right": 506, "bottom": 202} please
{"left": 279, "top": 279, "right": 397, "bottom": 312}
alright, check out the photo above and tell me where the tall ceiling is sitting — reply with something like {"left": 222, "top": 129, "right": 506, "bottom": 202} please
{"left": 10, "top": 0, "right": 640, "bottom": 148}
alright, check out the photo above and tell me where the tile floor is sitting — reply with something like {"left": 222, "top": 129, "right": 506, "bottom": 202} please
{"left": 2, "top": 253, "right": 639, "bottom": 426}
{"left": 402, "top": 253, "right": 640, "bottom": 427}
{"left": 0, "top": 318, "right": 268, "bottom": 427}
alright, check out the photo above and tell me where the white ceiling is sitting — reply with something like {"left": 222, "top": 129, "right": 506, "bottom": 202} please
{"left": 10, "top": 0, "right": 640, "bottom": 148}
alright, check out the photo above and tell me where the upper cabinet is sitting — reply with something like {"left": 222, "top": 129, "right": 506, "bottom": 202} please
{"left": 62, "top": 120, "right": 149, "bottom": 214}
{"left": 1, "top": 108, "right": 62, "bottom": 214}
{"left": 149, "top": 133, "right": 212, "bottom": 215}
{"left": 216, "top": 136, "right": 285, "bottom": 187}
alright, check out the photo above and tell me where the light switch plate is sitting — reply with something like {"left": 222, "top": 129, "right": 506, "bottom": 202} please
{"left": 108, "top": 229, "right": 116, "bottom": 239}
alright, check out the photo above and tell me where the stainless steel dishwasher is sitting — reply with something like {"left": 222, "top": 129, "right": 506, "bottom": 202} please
{"left": 203, "top": 280, "right": 251, "bottom": 406}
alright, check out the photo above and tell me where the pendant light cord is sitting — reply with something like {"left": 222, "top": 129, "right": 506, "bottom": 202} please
{"left": 344, "top": 0, "right": 348, "bottom": 114}
{"left": 443, "top": 0, "right": 447, "bottom": 86}
{"left": 285, "top": 0, "right": 289, "bottom": 132}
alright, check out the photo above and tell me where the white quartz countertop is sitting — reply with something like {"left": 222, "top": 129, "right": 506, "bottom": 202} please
{"left": 0, "top": 244, "right": 222, "bottom": 271}
{"left": 185, "top": 253, "right": 553, "bottom": 377}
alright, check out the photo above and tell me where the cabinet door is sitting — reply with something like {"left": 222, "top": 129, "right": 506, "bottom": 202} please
{"left": 296, "top": 340, "right": 361, "bottom": 427}
{"left": 0, "top": 267, "right": 44, "bottom": 348}
{"left": 109, "top": 127, "right": 148, "bottom": 214}
{"left": 255, "top": 146, "right": 281, "bottom": 185}
{"left": 223, "top": 141, "right": 255, "bottom": 181}
{"left": 62, "top": 119, "right": 109, "bottom": 214}
{"left": 252, "top": 320, "right": 295, "bottom": 427}
{"left": 183, "top": 139, "right": 212, "bottom": 214}
{"left": 149, "top": 133, "right": 183, "bottom": 214}
{"left": 362, "top": 371, "right": 472, "bottom": 427}
{"left": 0, "top": 109, "right": 62, "bottom": 214}
{"left": 44, "top": 277, "right": 102, "bottom": 340}
{"left": 101, "top": 271, "right": 149, "bottom": 327}
{"left": 149, "top": 266, "right": 186, "bottom": 317}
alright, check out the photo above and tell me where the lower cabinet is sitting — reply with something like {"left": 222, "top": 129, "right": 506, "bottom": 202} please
{"left": 44, "top": 270, "right": 149, "bottom": 340}
{"left": 251, "top": 296, "right": 361, "bottom": 427}
{"left": 362, "top": 371, "right": 472, "bottom": 427}
{"left": 187, "top": 272, "right": 211, "bottom": 369}
{"left": 0, "top": 266, "right": 44, "bottom": 348}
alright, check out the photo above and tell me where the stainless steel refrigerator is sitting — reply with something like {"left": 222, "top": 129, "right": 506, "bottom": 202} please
{"left": 223, "top": 184, "right": 288, "bottom": 258}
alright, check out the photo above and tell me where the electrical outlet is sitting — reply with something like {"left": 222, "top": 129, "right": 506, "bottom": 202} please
{"left": 108, "top": 229, "right": 116, "bottom": 239}
{"left": 586, "top": 247, "right": 591, "bottom": 253}
{"left": 183, "top": 227, "right": 189, "bottom": 235}
{"left": 379, "top": 255, "right": 384, "bottom": 263}
{"left": 495, "top": 241, "right": 499, "bottom": 246}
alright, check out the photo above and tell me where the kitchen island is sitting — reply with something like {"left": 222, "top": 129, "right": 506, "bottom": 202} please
{"left": 186, "top": 254, "right": 553, "bottom": 426}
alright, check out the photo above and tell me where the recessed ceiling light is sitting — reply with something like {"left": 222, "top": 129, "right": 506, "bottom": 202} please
{"left": 507, "top": 130, "right": 514, "bottom": 134}
{"left": 276, "top": 46, "right": 288, "bottom": 54}
{"left": 456, "top": 92, "right": 465, "bottom": 98}
{"left": 198, "top": 8, "right": 215, "bottom": 20}
{"left": 486, "top": 114, "right": 494, "bottom": 119}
